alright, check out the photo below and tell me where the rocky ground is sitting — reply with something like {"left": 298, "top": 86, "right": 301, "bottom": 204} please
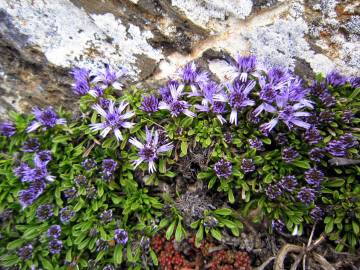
{"left": 0, "top": 0, "right": 359, "bottom": 115}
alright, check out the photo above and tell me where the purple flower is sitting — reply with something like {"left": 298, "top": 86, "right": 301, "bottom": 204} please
{"left": 178, "top": 62, "right": 208, "bottom": 96}
{"left": 310, "top": 206, "right": 324, "bottom": 223}
{"left": 195, "top": 81, "right": 227, "bottom": 124}
{"left": 304, "top": 127, "right": 322, "bottom": 145}
{"left": 297, "top": 187, "right": 316, "bottom": 204}
{"left": 100, "top": 209, "right": 113, "bottom": 223}
{"left": 90, "top": 101, "right": 135, "bottom": 141}
{"left": 63, "top": 187, "right": 77, "bottom": 199}
{"left": 96, "top": 239, "right": 109, "bottom": 251}
{"left": 114, "top": 229, "right": 128, "bottom": 245}
{"left": 102, "top": 159, "right": 118, "bottom": 177}
{"left": 74, "top": 175, "right": 87, "bottom": 186}
{"left": 318, "top": 111, "right": 334, "bottom": 123}
{"left": 158, "top": 83, "right": 195, "bottom": 118}
{"left": 103, "top": 265, "right": 115, "bottom": 270}
{"left": 129, "top": 127, "right": 173, "bottom": 173}
{"left": 21, "top": 164, "right": 54, "bottom": 183}
{"left": 327, "top": 139, "right": 347, "bottom": 157}
{"left": 309, "top": 80, "right": 326, "bottom": 96}
{"left": 305, "top": 168, "right": 324, "bottom": 186}
{"left": 49, "top": 239, "right": 63, "bottom": 254}
{"left": 88, "top": 85, "right": 105, "bottom": 98}
{"left": 309, "top": 147, "right": 324, "bottom": 163}
{"left": 267, "top": 67, "right": 292, "bottom": 87}
{"left": 140, "top": 95, "right": 159, "bottom": 114}
{"left": 30, "top": 179, "right": 46, "bottom": 197}
{"left": 241, "top": 158, "right": 255, "bottom": 173}
{"left": 265, "top": 184, "right": 283, "bottom": 200}
{"left": 159, "top": 80, "right": 179, "bottom": 103}
{"left": 14, "top": 163, "right": 32, "bottom": 179}
{"left": 258, "top": 91, "right": 311, "bottom": 133}
{"left": 48, "top": 225, "right": 61, "bottom": 239}
{"left": 59, "top": 206, "right": 75, "bottom": 223}
{"left": 93, "top": 64, "right": 127, "bottom": 90}
{"left": 70, "top": 67, "right": 90, "bottom": 95}
{"left": 34, "top": 150, "right": 52, "bottom": 166}
{"left": 348, "top": 77, "right": 360, "bottom": 88}
{"left": 213, "top": 159, "right": 232, "bottom": 179}
{"left": 214, "top": 80, "right": 255, "bottom": 125}
{"left": 339, "top": 133, "right": 358, "bottom": 148}
{"left": 98, "top": 97, "right": 111, "bottom": 108}
{"left": 326, "top": 71, "right": 346, "bottom": 87}
{"left": 342, "top": 110, "right": 354, "bottom": 124}
{"left": 26, "top": 107, "right": 66, "bottom": 133}
{"left": 18, "top": 244, "right": 33, "bottom": 260}
{"left": 282, "top": 147, "right": 299, "bottom": 163}
{"left": 272, "top": 219, "right": 285, "bottom": 233}
{"left": 86, "top": 185, "right": 97, "bottom": 199}
{"left": 319, "top": 91, "right": 336, "bottom": 107}
{"left": 284, "top": 129, "right": 298, "bottom": 143}
{"left": 22, "top": 138, "right": 40, "bottom": 152}
{"left": 248, "top": 138, "right": 264, "bottom": 151}
{"left": 280, "top": 175, "right": 298, "bottom": 192}
{"left": 224, "top": 133, "right": 233, "bottom": 144}
{"left": 229, "top": 55, "right": 257, "bottom": 82}
{"left": 19, "top": 189, "right": 36, "bottom": 208}
{"left": 36, "top": 204, "right": 54, "bottom": 221}
{"left": 0, "top": 120, "right": 16, "bottom": 137}
{"left": 81, "top": 159, "right": 97, "bottom": 170}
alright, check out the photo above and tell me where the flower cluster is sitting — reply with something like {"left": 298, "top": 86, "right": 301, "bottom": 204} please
{"left": 0, "top": 55, "right": 359, "bottom": 270}
{"left": 26, "top": 107, "right": 66, "bottom": 133}
{"left": 15, "top": 150, "right": 54, "bottom": 208}
{"left": 129, "top": 127, "right": 173, "bottom": 173}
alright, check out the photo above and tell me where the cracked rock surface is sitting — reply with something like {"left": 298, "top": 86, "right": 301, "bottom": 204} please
{"left": 0, "top": 0, "right": 359, "bottom": 114}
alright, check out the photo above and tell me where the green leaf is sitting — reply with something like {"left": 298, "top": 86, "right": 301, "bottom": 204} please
{"left": 96, "top": 250, "right": 106, "bottom": 262}
{"left": 180, "top": 141, "right": 188, "bottom": 156}
{"left": 195, "top": 224, "right": 204, "bottom": 247}
{"left": 264, "top": 174, "right": 273, "bottom": 184}
{"left": 190, "top": 220, "right": 200, "bottom": 229}
{"left": 213, "top": 208, "right": 232, "bottom": 216}
{"left": 220, "top": 219, "right": 237, "bottom": 229}
{"left": 149, "top": 248, "right": 158, "bottom": 266}
{"left": 325, "top": 219, "right": 334, "bottom": 234}
{"left": 7, "top": 239, "right": 25, "bottom": 250}
{"left": 262, "top": 138, "right": 271, "bottom": 145}
{"left": 323, "top": 179, "right": 345, "bottom": 187}
{"left": 73, "top": 198, "right": 85, "bottom": 212}
{"left": 66, "top": 249, "right": 72, "bottom": 262}
{"left": 114, "top": 245, "right": 123, "bottom": 265}
{"left": 208, "top": 176, "right": 217, "bottom": 189}
{"left": 292, "top": 160, "right": 310, "bottom": 169}
{"left": 159, "top": 159, "right": 166, "bottom": 174}
{"left": 163, "top": 171, "right": 176, "bottom": 178}
{"left": 352, "top": 221, "right": 359, "bottom": 235}
{"left": 52, "top": 135, "right": 68, "bottom": 144}
{"left": 349, "top": 87, "right": 360, "bottom": 99}
{"left": 166, "top": 220, "right": 176, "bottom": 240}
{"left": 0, "top": 254, "right": 19, "bottom": 268}
{"left": 175, "top": 222, "right": 183, "bottom": 242}
{"left": 158, "top": 219, "right": 169, "bottom": 230}
{"left": 40, "top": 258, "right": 54, "bottom": 270}
{"left": 210, "top": 228, "right": 222, "bottom": 241}
{"left": 180, "top": 117, "right": 193, "bottom": 128}
{"left": 197, "top": 171, "right": 213, "bottom": 180}
{"left": 228, "top": 189, "right": 235, "bottom": 204}
{"left": 127, "top": 245, "right": 134, "bottom": 262}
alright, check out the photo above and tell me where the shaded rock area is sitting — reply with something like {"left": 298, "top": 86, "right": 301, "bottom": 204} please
{"left": 0, "top": 0, "right": 359, "bottom": 114}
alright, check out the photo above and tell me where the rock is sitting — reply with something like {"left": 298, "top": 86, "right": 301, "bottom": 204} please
{"left": 0, "top": 0, "right": 359, "bottom": 114}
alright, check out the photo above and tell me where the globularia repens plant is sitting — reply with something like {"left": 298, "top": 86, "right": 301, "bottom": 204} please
{"left": 0, "top": 57, "right": 359, "bottom": 269}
